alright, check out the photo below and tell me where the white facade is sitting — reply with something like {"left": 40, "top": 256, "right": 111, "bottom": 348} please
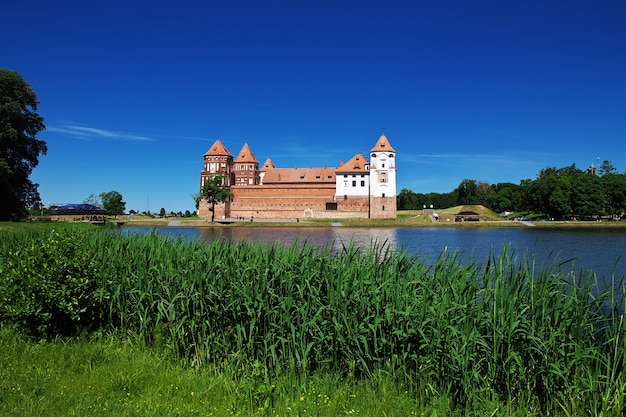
{"left": 335, "top": 172, "right": 370, "bottom": 198}
{"left": 369, "top": 149, "right": 397, "bottom": 199}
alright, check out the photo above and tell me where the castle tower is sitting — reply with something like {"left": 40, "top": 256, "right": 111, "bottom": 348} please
{"left": 199, "top": 139, "right": 233, "bottom": 219}
{"left": 201, "top": 139, "right": 233, "bottom": 185}
{"left": 232, "top": 143, "right": 260, "bottom": 186}
{"left": 369, "top": 133, "right": 397, "bottom": 218}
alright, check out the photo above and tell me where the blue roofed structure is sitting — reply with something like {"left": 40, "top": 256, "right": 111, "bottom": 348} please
{"left": 51, "top": 204, "right": 106, "bottom": 215}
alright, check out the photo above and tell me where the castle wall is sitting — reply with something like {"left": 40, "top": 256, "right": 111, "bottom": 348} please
{"left": 229, "top": 184, "right": 333, "bottom": 219}
{"left": 204, "top": 185, "right": 370, "bottom": 220}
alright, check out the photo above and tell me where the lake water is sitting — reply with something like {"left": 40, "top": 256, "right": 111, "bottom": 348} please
{"left": 121, "top": 225, "right": 626, "bottom": 281}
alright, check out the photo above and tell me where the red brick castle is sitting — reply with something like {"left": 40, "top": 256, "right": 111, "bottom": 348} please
{"left": 198, "top": 133, "right": 397, "bottom": 220}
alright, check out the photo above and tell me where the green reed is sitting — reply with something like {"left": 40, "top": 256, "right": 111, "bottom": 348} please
{"left": 1, "top": 226, "right": 624, "bottom": 415}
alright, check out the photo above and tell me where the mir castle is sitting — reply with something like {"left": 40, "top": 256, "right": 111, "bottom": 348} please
{"left": 198, "top": 133, "right": 397, "bottom": 220}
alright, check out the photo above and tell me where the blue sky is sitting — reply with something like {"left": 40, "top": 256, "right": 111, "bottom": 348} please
{"left": 3, "top": 1, "right": 625, "bottom": 213}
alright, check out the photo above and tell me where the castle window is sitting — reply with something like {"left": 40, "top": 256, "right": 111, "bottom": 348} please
{"left": 382, "top": 205, "right": 385, "bottom": 211}
{"left": 372, "top": 153, "right": 376, "bottom": 158}
{"left": 344, "top": 174, "right": 348, "bottom": 178}
{"left": 352, "top": 181, "right": 356, "bottom": 187}
{"left": 360, "top": 181, "right": 365, "bottom": 187}
{"left": 382, "top": 193, "right": 386, "bottom": 198}
{"left": 344, "top": 195, "right": 348, "bottom": 200}
{"left": 382, "top": 163, "right": 385, "bottom": 168}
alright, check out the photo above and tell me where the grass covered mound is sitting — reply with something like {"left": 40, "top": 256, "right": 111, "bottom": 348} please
{"left": 1, "top": 225, "right": 624, "bottom": 416}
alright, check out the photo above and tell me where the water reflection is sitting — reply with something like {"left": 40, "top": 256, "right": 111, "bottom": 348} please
{"left": 121, "top": 225, "right": 626, "bottom": 280}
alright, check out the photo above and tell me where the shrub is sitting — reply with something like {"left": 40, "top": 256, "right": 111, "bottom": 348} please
{"left": 0, "top": 229, "right": 104, "bottom": 337}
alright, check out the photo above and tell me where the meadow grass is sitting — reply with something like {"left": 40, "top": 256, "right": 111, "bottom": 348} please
{"left": 0, "top": 327, "right": 446, "bottom": 416}
{"left": 1, "top": 224, "right": 624, "bottom": 416}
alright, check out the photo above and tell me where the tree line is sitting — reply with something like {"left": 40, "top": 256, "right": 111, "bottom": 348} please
{"left": 398, "top": 162, "right": 626, "bottom": 220}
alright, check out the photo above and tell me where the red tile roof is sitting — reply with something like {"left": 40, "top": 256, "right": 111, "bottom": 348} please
{"left": 336, "top": 152, "right": 369, "bottom": 173}
{"left": 261, "top": 157, "right": 275, "bottom": 170}
{"left": 234, "top": 143, "right": 258, "bottom": 163}
{"left": 370, "top": 133, "right": 396, "bottom": 153}
{"left": 204, "top": 139, "right": 232, "bottom": 157}
{"left": 262, "top": 167, "right": 337, "bottom": 184}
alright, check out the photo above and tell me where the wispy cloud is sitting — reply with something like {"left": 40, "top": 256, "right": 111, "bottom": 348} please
{"left": 401, "top": 152, "right": 541, "bottom": 167}
{"left": 47, "top": 124, "right": 153, "bottom": 142}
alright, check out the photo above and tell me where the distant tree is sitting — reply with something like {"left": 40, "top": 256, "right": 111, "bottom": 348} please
{"left": 456, "top": 179, "right": 477, "bottom": 205}
{"left": 0, "top": 69, "right": 47, "bottom": 221}
{"left": 570, "top": 172, "right": 603, "bottom": 219}
{"left": 184, "top": 210, "right": 191, "bottom": 217}
{"left": 99, "top": 191, "right": 126, "bottom": 216}
{"left": 602, "top": 173, "right": 626, "bottom": 218}
{"left": 558, "top": 163, "right": 582, "bottom": 176}
{"left": 159, "top": 207, "right": 166, "bottom": 217}
{"left": 521, "top": 165, "right": 581, "bottom": 219}
{"left": 438, "top": 191, "right": 457, "bottom": 209}
{"left": 84, "top": 193, "right": 101, "bottom": 206}
{"left": 547, "top": 185, "right": 571, "bottom": 219}
{"left": 193, "top": 175, "right": 233, "bottom": 222}
{"left": 598, "top": 160, "right": 617, "bottom": 176}
{"left": 475, "top": 181, "right": 493, "bottom": 207}
{"left": 490, "top": 182, "right": 520, "bottom": 213}
{"left": 397, "top": 188, "right": 418, "bottom": 210}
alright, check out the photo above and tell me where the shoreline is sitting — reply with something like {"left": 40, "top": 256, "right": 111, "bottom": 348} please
{"left": 117, "top": 217, "right": 626, "bottom": 229}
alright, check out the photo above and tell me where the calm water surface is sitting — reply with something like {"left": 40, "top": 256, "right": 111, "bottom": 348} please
{"left": 122, "top": 225, "right": 626, "bottom": 280}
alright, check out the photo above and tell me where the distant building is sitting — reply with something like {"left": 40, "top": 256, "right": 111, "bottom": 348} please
{"left": 198, "top": 133, "right": 397, "bottom": 220}
{"left": 454, "top": 211, "right": 481, "bottom": 222}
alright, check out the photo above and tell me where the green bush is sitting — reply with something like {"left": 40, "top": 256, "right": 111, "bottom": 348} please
{"left": 0, "top": 229, "right": 104, "bottom": 337}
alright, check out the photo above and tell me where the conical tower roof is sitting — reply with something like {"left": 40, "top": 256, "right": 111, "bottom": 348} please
{"left": 370, "top": 133, "right": 396, "bottom": 153}
{"left": 262, "top": 157, "right": 276, "bottom": 170}
{"left": 234, "top": 143, "right": 258, "bottom": 163}
{"left": 204, "top": 139, "right": 232, "bottom": 157}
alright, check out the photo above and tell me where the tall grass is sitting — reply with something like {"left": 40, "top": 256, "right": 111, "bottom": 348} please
{"left": 1, "top": 226, "right": 624, "bottom": 415}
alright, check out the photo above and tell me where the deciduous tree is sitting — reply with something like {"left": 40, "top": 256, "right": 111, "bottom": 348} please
{"left": 598, "top": 160, "right": 617, "bottom": 176}
{"left": 83, "top": 194, "right": 101, "bottom": 207}
{"left": 99, "top": 190, "right": 126, "bottom": 216}
{"left": 0, "top": 69, "right": 47, "bottom": 220}
{"left": 456, "top": 179, "right": 477, "bottom": 205}
{"left": 194, "top": 175, "right": 233, "bottom": 222}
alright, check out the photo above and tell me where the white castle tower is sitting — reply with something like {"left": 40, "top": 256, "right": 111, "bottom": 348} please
{"left": 368, "top": 132, "right": 397, "bottom": 218}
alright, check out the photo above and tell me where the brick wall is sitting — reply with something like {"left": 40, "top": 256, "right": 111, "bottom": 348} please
{"left": 369, "top": 196, "right": 397, "bottom": 218}
{"left": 198, "top": 185, "right": 390, "bottom": 220}
{"left": 225, "top": 185, "right": 371, "bottom": 219}
{"left": 198, "top": 200, "right": 230, "bottom": 220}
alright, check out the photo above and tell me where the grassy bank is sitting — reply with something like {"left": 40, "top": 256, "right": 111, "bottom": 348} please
{"left": 1, "top": 224, "right": 624, "bottom": 415}
{"left": 23, "top": 205, "right": 626, "bottom": 228}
